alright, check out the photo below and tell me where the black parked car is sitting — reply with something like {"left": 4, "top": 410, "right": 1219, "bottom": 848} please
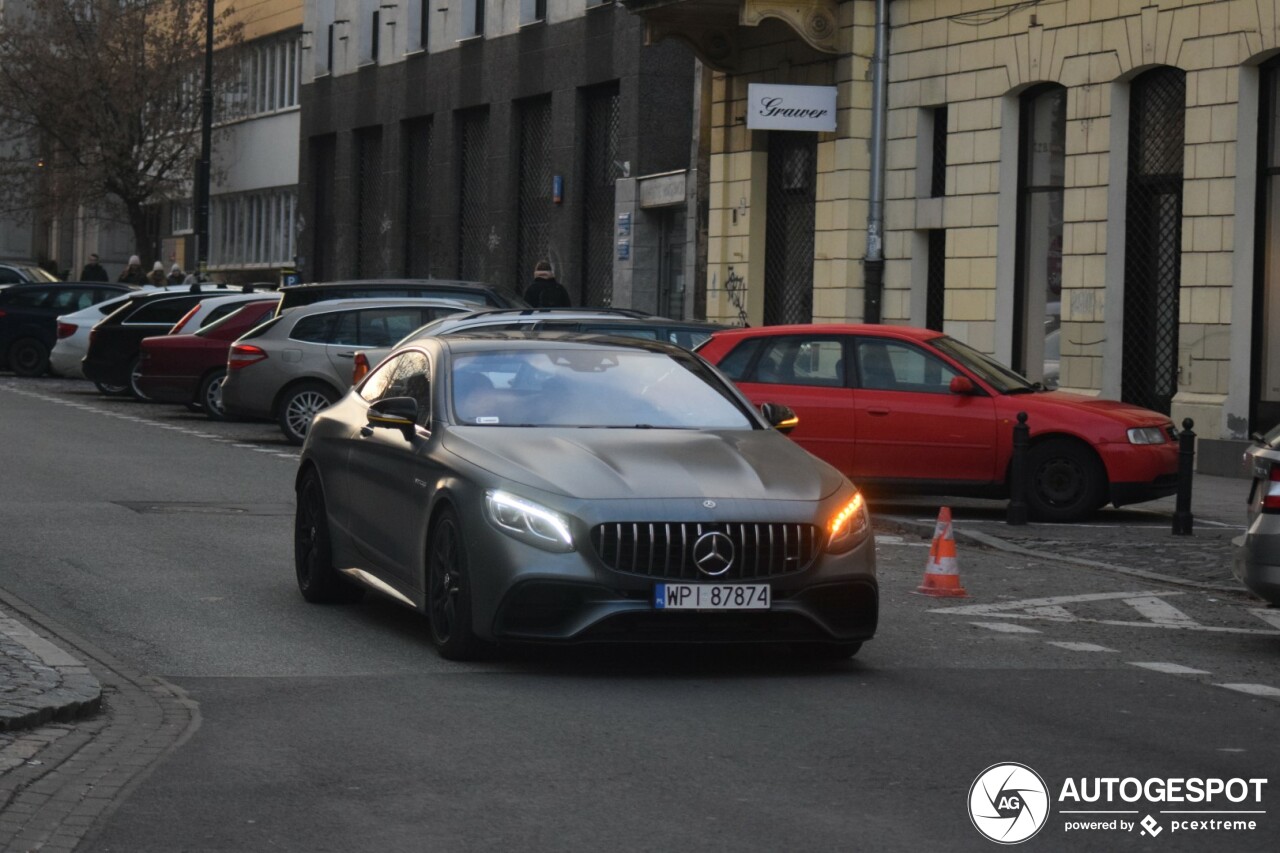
{"left": 82, "top": 285, "right": 271, "bottom": 399}
{"left": 0, "top": 282, "right": 134, "bottom": 376}
{"left": 275, "top": 279, "right": 528, "bottom": 316}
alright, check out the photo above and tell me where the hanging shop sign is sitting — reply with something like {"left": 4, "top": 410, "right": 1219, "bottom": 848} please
{"left": 746, "top": 84, "right": 838, "bottom": 132}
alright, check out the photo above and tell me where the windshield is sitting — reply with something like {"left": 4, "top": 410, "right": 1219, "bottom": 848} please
{"left": 931, "top": 335, "right": 1035, "bottom": 394}
{"left": 451, "top": 348, "right": 755, "bottom": 429}
{"left": 196, "top": 302, "right": 278, "bottom": 337}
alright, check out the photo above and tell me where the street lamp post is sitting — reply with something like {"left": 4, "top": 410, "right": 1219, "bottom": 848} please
{"left": 194, "top": 0, "right": 214, "bottom": 278}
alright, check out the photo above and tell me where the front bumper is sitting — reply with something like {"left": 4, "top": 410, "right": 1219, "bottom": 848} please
{"left": 1233, "top": 515, "right": 1280, "bottom": 605}
{"left": 1102, "top": 441, "right": 1179, "bottom": 507}
{"left": 461, "top": 494, "right": 879, "bottom": 646}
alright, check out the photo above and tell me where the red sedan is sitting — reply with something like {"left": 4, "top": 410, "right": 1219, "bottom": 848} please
{"left": 136, "top": 299, "right": 279, "bottom": 419}
{"left": 697, "top": 324, "right": 1179, "bottom": 522}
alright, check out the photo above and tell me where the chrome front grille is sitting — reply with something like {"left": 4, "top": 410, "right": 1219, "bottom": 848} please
{"left": 590, "top": 522, "right": 821, "bottom": 580}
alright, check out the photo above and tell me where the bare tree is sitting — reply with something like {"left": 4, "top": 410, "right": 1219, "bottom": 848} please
{"left": 0, "top": 0, "right": 243, "bottom": 252}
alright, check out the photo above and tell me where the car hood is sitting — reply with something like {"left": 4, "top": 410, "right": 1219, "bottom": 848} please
{"left": 1003, "top": 390, "right": 1171, "bottom": 428}
{"left": 442, "top": 427, "right": 845, "bottom": 501}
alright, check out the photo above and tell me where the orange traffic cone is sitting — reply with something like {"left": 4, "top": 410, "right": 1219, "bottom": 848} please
{"left": 916, "top": 507, "right": 968, "bottom": 597}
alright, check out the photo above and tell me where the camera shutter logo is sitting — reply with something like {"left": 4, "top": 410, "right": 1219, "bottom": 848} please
{"left": 969, "top": 763, "right": 1050, "bottom": 844}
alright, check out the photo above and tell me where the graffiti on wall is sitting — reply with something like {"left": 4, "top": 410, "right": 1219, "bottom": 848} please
{"left": 724, "top": 266, "right": 749, "bottom": 327}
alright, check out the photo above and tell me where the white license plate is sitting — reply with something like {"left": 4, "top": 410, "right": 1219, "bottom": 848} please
{"left": 654, "top": 583, "right": 771, "bottom": 610}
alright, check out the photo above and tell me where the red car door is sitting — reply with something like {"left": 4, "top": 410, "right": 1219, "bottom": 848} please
{"left": 850, "top": 336, "right": 998, "bottom": 483}
{"left": 725, "top": 334, "right": 856, "bottom": 474}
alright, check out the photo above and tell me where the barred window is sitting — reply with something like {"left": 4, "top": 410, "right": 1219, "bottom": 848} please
{"left": 223, "top": 35, "right": 301, "bottom": 122}
{"left": 209, "top": 189, "right": 298, "bottom": 268}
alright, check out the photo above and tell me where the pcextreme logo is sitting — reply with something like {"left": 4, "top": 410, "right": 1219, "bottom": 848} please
{"left": 968, "top": 764, "right": 1269, "bottom": 844}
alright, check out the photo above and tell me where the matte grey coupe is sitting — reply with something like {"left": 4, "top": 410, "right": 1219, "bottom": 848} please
{"left": 294, "top": 332, "right": 878, "bottom": 660}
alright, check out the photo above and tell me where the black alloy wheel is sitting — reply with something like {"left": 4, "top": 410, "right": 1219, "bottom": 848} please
{"left": 93, "top": 380, "right": 130, "bottom": 396}
{"left": 294, "top": 470, "right": 363, "bottom": 604}
{"left": 8, "top": 338, "right": 49, "bottom": 377}
{"left": 427, "top": 507, "right": 481, "bottom": 661}
{"left": 1025, "top": 438, "right": 1106, "bottom": 523}
{"left": 199, "top": 369, "right": 229, "bottom": 421}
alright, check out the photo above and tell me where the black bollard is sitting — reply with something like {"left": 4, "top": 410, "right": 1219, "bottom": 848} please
{"left": 1172, "top": 418, "right": 1195, "bottom": 535}
{"left": 1007, "top": 411, "right": 1030, "bottom": 525}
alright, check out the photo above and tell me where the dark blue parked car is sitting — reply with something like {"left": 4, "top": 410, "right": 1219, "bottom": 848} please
{"left": 0, "top": 282, "right": 134, "bottom": 376}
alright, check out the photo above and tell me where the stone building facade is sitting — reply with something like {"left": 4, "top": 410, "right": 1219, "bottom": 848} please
{"left": 625, "top": 0, "right": 1280, "bottom": 469}
{"left": 298, "top": 0, "right": 696, "bottom": 311}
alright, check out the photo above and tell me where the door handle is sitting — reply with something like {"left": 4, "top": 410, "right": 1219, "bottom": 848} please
{"left": 867, "top": 407, "right": 890, "bottom": 416}
{"left": 336, "top": 351, "right": 356, "bottom": 359}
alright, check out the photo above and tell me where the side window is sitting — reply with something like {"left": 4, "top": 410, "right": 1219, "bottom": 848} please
{"left": 855, "top": 339, "right": 958, "bottom": 393}
{"left": 748, "top": 337, "right": 846, "bottom": 387}
{"left": 0, "top": 268, "right": 22, "bottom": 284}
{"left": 329, "top": 312, "right": 359, "bottom": 345}
{"left": 423, "top": 305, "right": 467, "bottom": 323}
{"left": 5, "top": 289, "right": 50, "bottom": 308}
{"left": 126, "top": 297, "right": 200, "bottom": 324}
{"left": 360, "top": 351, "right": 432, "bottom": 425}
{"left": 669, "top": 329, "right": 714, "bottom": 349}
{"left": 199, "top": 302, "right": 244, "bottom": 328}
{"left": 357, "top": 308, "right": 426, "bottom": 346}
{"left": 289, "top": 313, "right": 337, "bottom": 343}
{"left": 714, "top": 339, "right": 762, "bottom": 380}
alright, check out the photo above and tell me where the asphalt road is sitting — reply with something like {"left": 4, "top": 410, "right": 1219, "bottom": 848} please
{"left": 1, "top": 376, "right": 1279, "bottom": 852}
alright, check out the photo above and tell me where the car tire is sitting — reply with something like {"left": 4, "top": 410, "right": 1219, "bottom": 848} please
{"left": 8, "top": 338, "right": 49, "bottom": 377}
{"left": 199, "top": 369, "right": 229, "bottom": 421}
{"left": 127, "top": 357, "right": 150, "bottom": 402}
{"left": 278, "top": 381, "right": 337, "bottom": 445}
{"left": 426, "top": 507, "right": 483, "bottom": 661}
{"left": 294, "top": 469, "right": 364, "bottom": 604}
{"left": 93, "top": 380, "right": 130, "bottom": 396}
{"left": 794, "top": 642, "right": 862, "bottom": 661}
{"left": 1025, "top": 438, "right": 1106, "bottom": 523}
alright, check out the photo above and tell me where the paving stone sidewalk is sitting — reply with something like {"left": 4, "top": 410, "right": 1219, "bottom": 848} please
{"left": 0, "top": 609, "right": 101, "bottom": 733}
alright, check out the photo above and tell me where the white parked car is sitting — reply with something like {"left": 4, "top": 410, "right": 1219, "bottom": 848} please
{"left": 49, "top": 284, "right": 258, "bottom": 380}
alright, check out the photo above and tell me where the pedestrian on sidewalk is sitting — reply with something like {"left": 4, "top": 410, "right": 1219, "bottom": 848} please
{"left": 524, "top": 260, "right": 570, "bottom": 308}
{"left": 146, "top": 261, "right": 167, "bottom": 287}
{"left": 80, "top": 253, "right": 109, "bottom": 282}
{"left": 118, "top": 255, "right": 147, "bottom": 286}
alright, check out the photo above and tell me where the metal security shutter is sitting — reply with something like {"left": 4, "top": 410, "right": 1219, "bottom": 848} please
{"left": 763, "top": 131, "right": 816, "bottom": 326}
{"left": 404, "top": 118, "right": 433, "bottom": 278}
{"left": 518, "top": 98, "right": 553, "bottom": 291}
{"left": 355, "top": 127, "right": 384, "bottom": 278}
{"left": 1122, "top": 67, "right": 1185, "bottom": 415}
{"left": 457, "top": 110, "right": 490, "bottom": 283}
{"left": 582, "top": 84, "right": 621, "bottom": 307}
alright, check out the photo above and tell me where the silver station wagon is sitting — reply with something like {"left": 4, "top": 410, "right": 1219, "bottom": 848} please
{"left": 220, "top": 297, "right": 469, "bottom": 444}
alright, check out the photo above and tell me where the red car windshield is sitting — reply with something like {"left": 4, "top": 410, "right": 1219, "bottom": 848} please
{"left": 930, "top": 335, "right": 1036, "bottom": 395}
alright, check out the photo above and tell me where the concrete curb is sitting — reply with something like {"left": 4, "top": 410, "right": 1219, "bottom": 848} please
{"left": 876, "top": 514, "right": 1245, "bottom": 595}
{"left": 0, "top": 607, "right": 102, "bottom": 733}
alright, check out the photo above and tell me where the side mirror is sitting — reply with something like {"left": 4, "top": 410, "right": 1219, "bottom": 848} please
{"left": 949, "top": 376, "right": 976, "bottom": 395}
{"left": 367, "top": 396, "right": 418, "bottom": 437}
{"left": 760, "top": 402, "right": 799, "bottom": 434}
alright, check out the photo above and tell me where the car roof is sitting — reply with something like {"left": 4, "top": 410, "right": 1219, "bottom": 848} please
{"left": 280, "top": 296, "right": 472, "bottom": 316}
{"left": 709, "top": 323, "right": 944, "bottom": 343}
{"left": 435, "top": 329, "right": 692, "bottom": 356}
{"left": 280, "top": 278, "right": 500, "bottom": 293}
{"left": 2, "top": 281, "right": 132, "bottom": 291}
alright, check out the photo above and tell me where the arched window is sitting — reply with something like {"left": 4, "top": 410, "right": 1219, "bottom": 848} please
{"left": 1123, "top": 67, "right": 1185, "bottom": 414}
{"left": 1014, "top": 84, "right": 1066, "bottom": 382}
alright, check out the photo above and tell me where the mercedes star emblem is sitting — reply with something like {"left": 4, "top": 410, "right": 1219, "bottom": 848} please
{"left": 692, "top": 531, "right": 735, "bottom": 577}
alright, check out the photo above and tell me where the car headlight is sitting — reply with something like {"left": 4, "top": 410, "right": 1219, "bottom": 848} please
{"left": 1127, "top": 426, "right": 1167, "bottom": 445}
{"left": 826, "top": 492, "right": 870, "bottom": 552}
{"left": 484, "top": 490, "right": 574, "bottom": 553}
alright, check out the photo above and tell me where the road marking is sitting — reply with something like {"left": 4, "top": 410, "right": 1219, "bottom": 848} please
{"left": 1046, "top": 642, "right": 1117, "bottom": 652}
{"left": 1129, "top": 662, "right": 1210, "bottom": 675}
{"left": 1251, "top": 608, "right": 1280, "bottom": 630}
{"left": 932, "top": 590, "right": 1280, "bottom": 636}
{"left": 1215, "top": 683, "right": 1280, "bottom": 699}
{"left": 970, "top": 622, "right": 1041, "bottom": 634}
{"left": 1123, "top": 596, "right": 1200, "bottom": 628}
